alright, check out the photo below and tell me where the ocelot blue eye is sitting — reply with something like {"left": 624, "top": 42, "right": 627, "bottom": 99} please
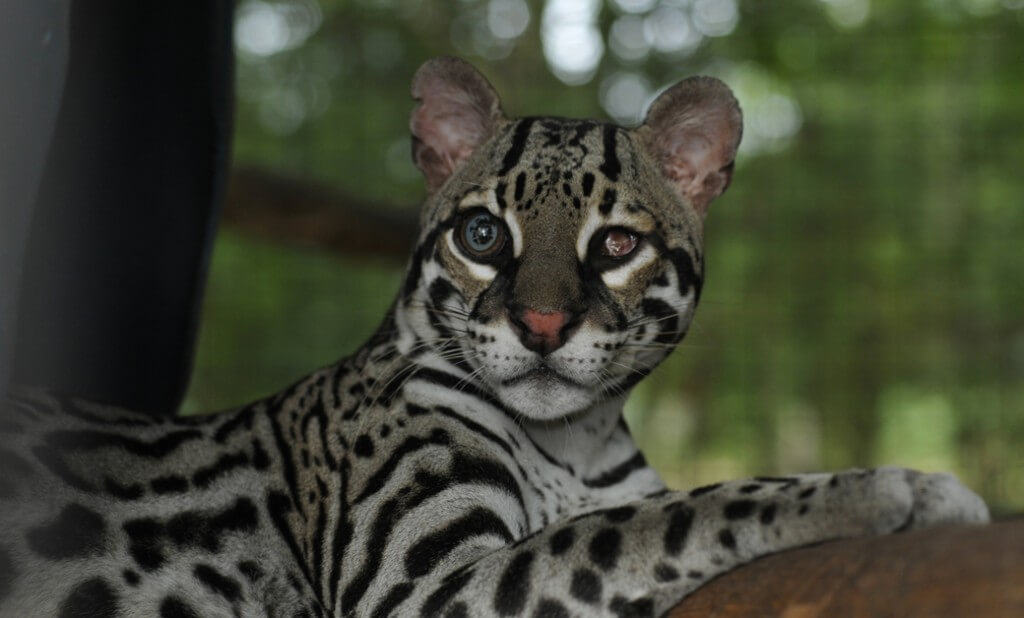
{"left": 459, "top": 212, "right": 507, "bottom": 259}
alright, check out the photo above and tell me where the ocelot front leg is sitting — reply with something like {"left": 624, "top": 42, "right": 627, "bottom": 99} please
{"left": 399, "top": 468, "right": 988, "bottom": 618}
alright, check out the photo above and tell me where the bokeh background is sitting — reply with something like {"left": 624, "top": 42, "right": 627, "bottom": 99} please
{"left": 182, "top": 0, "right": 1024, "bottom": 514}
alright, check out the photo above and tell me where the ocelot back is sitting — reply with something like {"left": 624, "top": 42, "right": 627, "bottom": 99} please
{"left": 0, "top": 57, "right": 988, "bottom": 617}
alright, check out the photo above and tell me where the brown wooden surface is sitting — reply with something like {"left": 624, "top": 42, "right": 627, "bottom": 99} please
{"left": 669, "top": 519, "right": 1024, "bottom": 618}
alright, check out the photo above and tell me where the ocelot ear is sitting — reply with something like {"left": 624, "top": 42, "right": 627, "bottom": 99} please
{"left": 410, "top": 57, "right": 504, "bottom": 193}
{"left": 636, "top": 76, "right": 742, "bottom": 216}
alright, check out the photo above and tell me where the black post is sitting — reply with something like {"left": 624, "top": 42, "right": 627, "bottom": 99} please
{"left": 0, "top": 0, "right": 70, "bottom": 402}
{"left": 11, "top": 1, "right": 235, "bottom": 415}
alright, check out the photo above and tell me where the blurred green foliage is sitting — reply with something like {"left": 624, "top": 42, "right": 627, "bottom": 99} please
{"left": 184, "top": 0, "right": 1024, "bottom": 513}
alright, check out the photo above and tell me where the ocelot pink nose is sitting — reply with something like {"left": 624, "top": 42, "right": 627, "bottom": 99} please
{"left": 514, "top": 308, "right": 572, "bottom": 356}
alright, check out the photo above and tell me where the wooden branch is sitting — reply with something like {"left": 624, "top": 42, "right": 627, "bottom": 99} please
{"left": 668, "top": 519, "right": 1024, "bottom": 617}
{"left": 223, "top": 165, "right": 419, "bottom": 260}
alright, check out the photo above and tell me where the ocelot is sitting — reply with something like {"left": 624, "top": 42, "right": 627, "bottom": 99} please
{"left": 0, "top": 57, "right": 988, "bottom": 617}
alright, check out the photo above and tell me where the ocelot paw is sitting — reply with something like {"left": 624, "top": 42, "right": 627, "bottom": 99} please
{"left": 900, "top": 467, "right": 991, "bottom": 528}
{"left": 866, "top": 467, "right": 990, "bottom": 534}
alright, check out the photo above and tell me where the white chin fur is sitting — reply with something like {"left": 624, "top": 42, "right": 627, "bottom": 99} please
{"left": 492, "top": 376, "right": 598, "bottom": 421}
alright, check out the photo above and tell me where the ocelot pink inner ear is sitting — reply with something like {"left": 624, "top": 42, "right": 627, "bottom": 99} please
{"left": 410, "top": 57, "right": 505, "bottom": 193}
{"left": 638, "top": 76, "right": 743, "bottom": 216}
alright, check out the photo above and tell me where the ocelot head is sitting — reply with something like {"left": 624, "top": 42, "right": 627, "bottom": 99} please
{"left": 397, "top": 57, "right": 742, "bottom": 421}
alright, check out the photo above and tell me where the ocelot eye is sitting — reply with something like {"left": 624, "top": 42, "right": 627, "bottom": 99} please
{"left": 601, "top": 228, "right": 640, "bottom": 258}
{"left": 458, "top": 211, "right": 507, "bottom": 259}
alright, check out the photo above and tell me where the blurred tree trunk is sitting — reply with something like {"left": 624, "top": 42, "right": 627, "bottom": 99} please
{"left": 669, "top": 520, "right": 1023, "bottom": 617}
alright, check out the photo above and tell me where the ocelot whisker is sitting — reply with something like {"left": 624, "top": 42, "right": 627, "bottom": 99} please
{"left": 452, "top": 365, "right": 487, "bottom": 394}
{"left": 592, "top": 369, "right": 627, "bottom": 400}
{"left": 627, "top": 313, "right": 684, "bottom": 328}
{"left": 606, "top": 360, "right": 653, "bottom": 379}
{"left": 405, "top": 300, "right": 473, "bottom": 321}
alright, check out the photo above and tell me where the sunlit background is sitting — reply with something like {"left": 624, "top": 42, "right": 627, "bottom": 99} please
{"left": 183, "top": 0, "right": 1024, "bottom": 514}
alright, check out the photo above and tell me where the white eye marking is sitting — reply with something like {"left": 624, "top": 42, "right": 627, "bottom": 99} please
{"left": 576, "top": 207, "right": 607, "bottom": 260}
{"left": 600, "top": 243, "right": 657, "bottom": 288}
{"left": 502, "top": 210, "right": 523, "bottom": 257}
{"left": 460, "top": 190, "right": 499, "bottom": 214}
{"left": 446, "top": 230, "right": 497, "bottom": 281}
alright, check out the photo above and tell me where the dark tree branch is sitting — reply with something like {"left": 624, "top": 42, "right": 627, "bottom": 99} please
{"left": 669, "top": 520, "right": 1024, "bottom": 617}
{"left": 223, "top": 165, "right": 419, "bottom": 261}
